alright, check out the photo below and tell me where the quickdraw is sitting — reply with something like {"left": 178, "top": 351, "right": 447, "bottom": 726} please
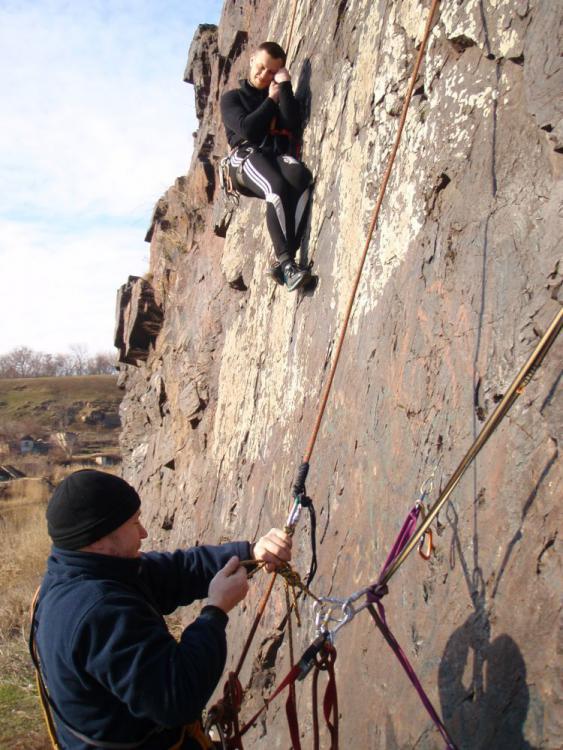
{"left": 309, "top": 307, "right": 562, "bottom": 748}
{"left": 218, "top": 151, "right": 241, "bottom": 207}
{"left": 312, "top": 495, "right": 459, "bottom": 750}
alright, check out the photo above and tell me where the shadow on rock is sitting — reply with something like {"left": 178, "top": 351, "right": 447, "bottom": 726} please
{"left": 439, "top": 615, "right": 537, "bottom": 750}
{"left": 295, "top": 57, "right": 312, "bottom": 131}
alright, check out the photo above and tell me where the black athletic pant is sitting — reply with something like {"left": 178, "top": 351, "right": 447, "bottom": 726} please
{"left": 230, "top": 146, "right": 312, "bottom": 264}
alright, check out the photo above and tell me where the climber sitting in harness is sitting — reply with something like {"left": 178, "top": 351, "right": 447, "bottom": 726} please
{"left": 220, "top": 41, "right": 313, "bottom": 292}
{"left": 30, "top": 470, "right": 292, "bottom": 750}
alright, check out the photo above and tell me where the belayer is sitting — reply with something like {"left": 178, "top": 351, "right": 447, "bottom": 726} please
{"left": 220, "top": 41, "right": 313, "bottom": 292}
{"left": 30, "top": 470, "right": 292, "bottom": 749}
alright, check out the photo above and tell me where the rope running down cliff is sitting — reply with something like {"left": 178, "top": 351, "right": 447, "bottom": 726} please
{"left": 286, "top": 0, "right": 441, "bottom": 530}
{"left": 207, "top": 0, "right": 441, "bottom": 737}
{"left": 303, "top": 0, "right": 440, "bottom": 467}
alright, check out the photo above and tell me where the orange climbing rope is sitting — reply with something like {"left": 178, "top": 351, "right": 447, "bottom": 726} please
{"left": 285, "top": 0, "right": 441, "bottom": 534}
{"left": 210, "top": 0, "right": 563, "bottom": 743}
{"left": 302, "top": 0, "right": 441, "bottom": 467}
{"left": 207, "top": 1, "right": 443, "bottom": 746}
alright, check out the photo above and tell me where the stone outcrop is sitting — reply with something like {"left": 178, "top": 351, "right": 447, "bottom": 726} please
{"left": 114, "top": 276, "right": 163, "bottom": 365}
{"left": 116, "top": 1, "right": 562, "bottom": 747}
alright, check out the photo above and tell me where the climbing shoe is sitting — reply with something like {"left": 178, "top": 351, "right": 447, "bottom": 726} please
{"left": 282, "top": 260, "right": 310, "bottom": 292}
{"left": 266, "top": 263, "right": 285, "bottom": 286}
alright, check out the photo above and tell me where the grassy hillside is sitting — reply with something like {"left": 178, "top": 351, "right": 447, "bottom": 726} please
{"left": 0, "top": 375, "right": 122, "bottom": 432}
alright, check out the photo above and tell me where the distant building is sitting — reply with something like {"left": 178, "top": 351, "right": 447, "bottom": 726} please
{"left": 33, "top": 439, "right": 51, "bottom": 455}
{"left": 95, "top": 455, "right": 120, "bottom": 467}
{"left": 19, "top": 435, "right": 50, "bottom": 455}
{"left": 20, "top": 435, "right": 35, "bottom": 454}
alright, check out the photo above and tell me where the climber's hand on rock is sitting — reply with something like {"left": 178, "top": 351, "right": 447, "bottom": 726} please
{"left": 208, "top": 557, "right": 249, "bottom": 613}
{"left": 253, "top": 528, "right": 292, "bottom": 572}
{"left": 274, "top": 67, "right": 291, "bottom": 83}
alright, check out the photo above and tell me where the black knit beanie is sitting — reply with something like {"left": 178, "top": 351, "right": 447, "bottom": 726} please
{"left": 47, "top": 470, "right": 141, "bottom": 550}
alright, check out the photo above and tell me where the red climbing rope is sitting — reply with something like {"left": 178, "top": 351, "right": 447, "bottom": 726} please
{"left": 208, "top": 638, "right": 337, "bottom": 749}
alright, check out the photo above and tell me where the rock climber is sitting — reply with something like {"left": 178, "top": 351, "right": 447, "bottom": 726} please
{"left": 30, "top": 469, "right": 292, "bottom": 749}
{"left": 220, "top": 41, "right": 313, "bottom": 292}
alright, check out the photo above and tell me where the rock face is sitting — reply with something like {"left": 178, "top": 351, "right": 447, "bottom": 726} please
{"left": 116, "top": 1, "right": 562, "bottom": 748}
{"left": 114, "top": 276, "right": 163, "bottom": 365}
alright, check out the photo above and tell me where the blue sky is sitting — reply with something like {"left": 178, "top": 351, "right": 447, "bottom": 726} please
{"left": 0, "top": 0, "right": 224, "bottom": 355}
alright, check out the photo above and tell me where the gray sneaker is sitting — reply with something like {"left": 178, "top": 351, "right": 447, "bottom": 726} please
{"left": 282, "top": 261, "right": 310, "bottom": 292}
{"left": 266, "top": 263, "right": 285, "bottom": 286}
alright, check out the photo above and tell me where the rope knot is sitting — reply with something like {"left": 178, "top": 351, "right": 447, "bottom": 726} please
{"left": 366, "top": 582, "right": 388, "bottom": 604}
{"left": 207, "top": 671, "right": 243, "bottom": 737}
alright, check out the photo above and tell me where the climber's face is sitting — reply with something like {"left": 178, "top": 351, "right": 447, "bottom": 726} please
{"left": 249, "top": 49, "right": 284, "bottom": 89}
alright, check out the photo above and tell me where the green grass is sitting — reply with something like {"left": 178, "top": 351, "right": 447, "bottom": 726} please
{"left": 0, "top": 680, "right": 46, "bottom": 747}
{"left": 0, "top": 640, "right": 51, "bottom": 749}
{"left": 0, "top": 501, "right": 53, "bottom": 749}
{"left": 0, "top": 375, "right": 121, "bottom": 429}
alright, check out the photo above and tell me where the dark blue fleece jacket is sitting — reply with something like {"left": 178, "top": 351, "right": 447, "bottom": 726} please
{"left": 33, "top": 542, "right": 251, "bottom": 749}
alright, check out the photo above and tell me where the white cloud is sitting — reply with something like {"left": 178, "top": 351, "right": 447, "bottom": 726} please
{"left": 0, "top": 0, "right": 208, "bottom": 219}
{"left": 1, "top": 217, "right": 149, "bottom": 353}
{"left": 0, "top": 0, "right": 223, "bottom": 354}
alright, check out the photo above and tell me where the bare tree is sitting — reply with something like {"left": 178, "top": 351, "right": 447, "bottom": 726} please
{"left": 0, "top": 346, "right": 38, "bottom": 377}
{"left": 89, "top": 352, "right": 117, "bottom": 374}
{"left": 69, "top": 344, "right": 90, "bottom": 376}
{"left": 0, "top": 347, "right": 118, "bottom": 377}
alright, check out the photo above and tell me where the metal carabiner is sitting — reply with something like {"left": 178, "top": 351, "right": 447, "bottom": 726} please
{"left": 313, "top": 587, "right": 371, "bottom": 642}
{"left": 416, "top": 471, "right": 436, "bottom": 561}
{"left": 204, "top": 719, "right": 227, "bottom": 750}
{"left": 417, "top": 468, "right": 436, "bottom": 506}
{"left": 285, "top": 496, "right": 302, "bottom": 531}
{"left": 314, "top": 596, "right": 349, "bottom": 640}
{"left": 418, "top": 527, "right": 434, "bottom": 560}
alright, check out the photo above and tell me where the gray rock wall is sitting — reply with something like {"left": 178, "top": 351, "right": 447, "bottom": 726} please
{"left": 117, "top": 1, "right": 562, "bottom": 747}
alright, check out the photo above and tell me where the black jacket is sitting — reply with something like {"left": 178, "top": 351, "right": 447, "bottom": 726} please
{"left": 220, "top": 78, "right": 300, "bottom": 153}
{"left": 33, "top": 542, "right": 250, "bottom": 749}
